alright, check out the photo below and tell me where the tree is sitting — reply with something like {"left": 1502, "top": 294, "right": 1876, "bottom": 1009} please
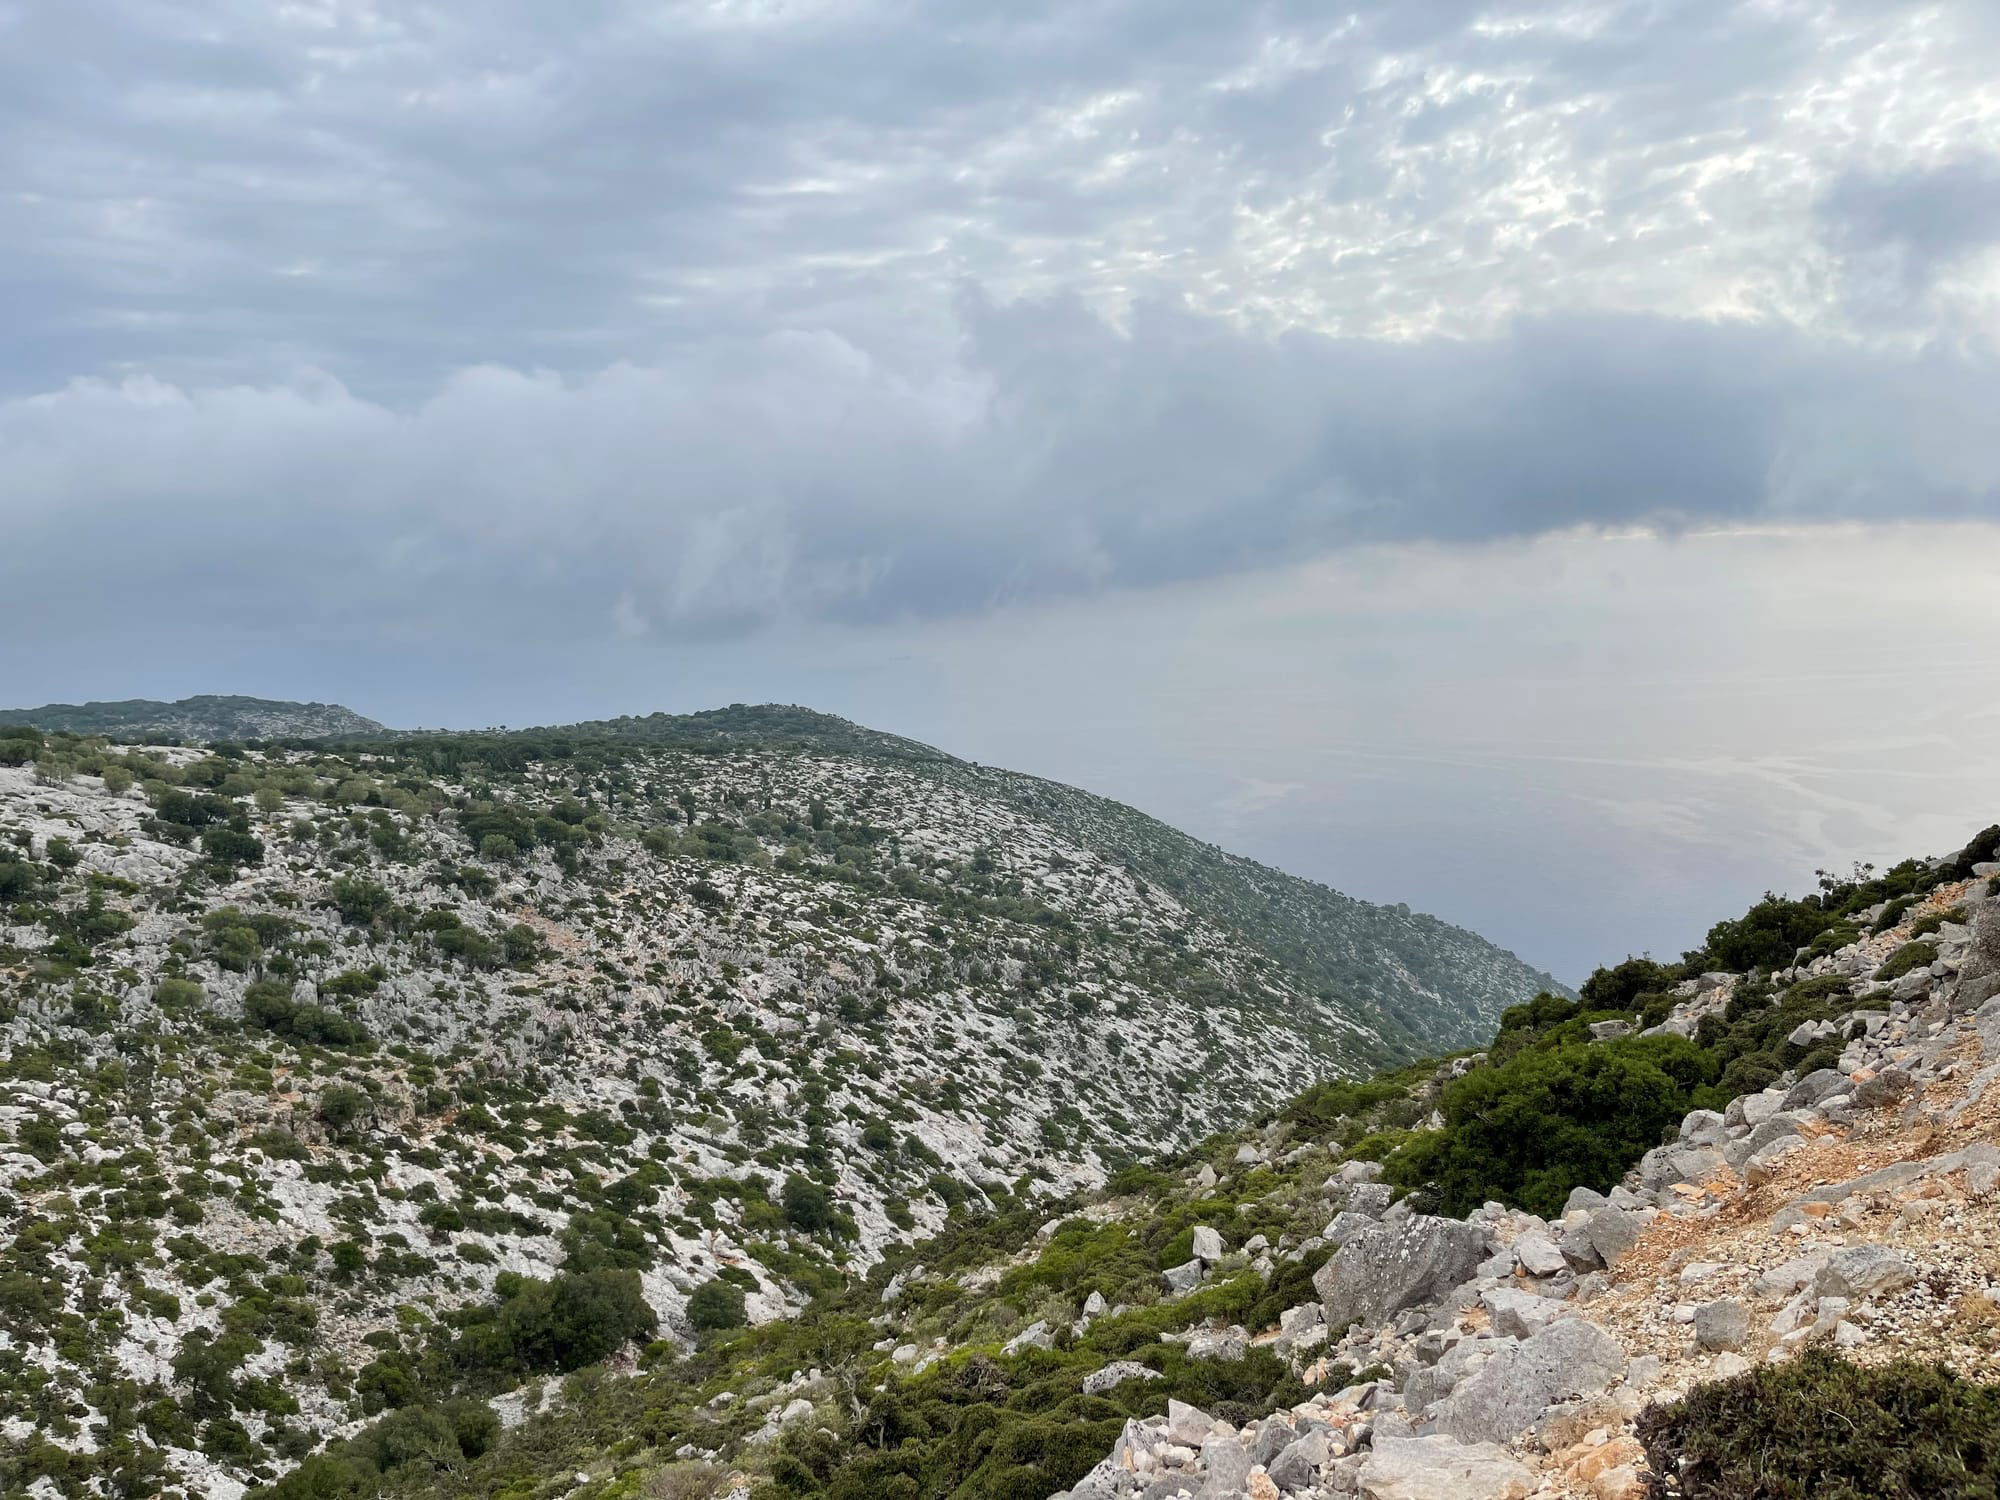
{"left": 329, "top": 876, "right": 394, "bottom": 928}
{"left": 781, "top": 1174, "right": 835, "bottom": 1232}
{"left": 1577, "top": 958, "right": 1671, "bottom": 1012}
{"left": 201, "top": 825, "right": 266, "bottom": 868}
{"left": 686, "top": 1278, "right": 748, "bottom": 1332}
{"left": 319, "top": 1085, "right": 370, "bottom": 1136}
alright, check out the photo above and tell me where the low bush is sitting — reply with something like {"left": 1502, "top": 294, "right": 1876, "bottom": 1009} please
{"left": 1636, "top": 1346, "right": 2000, "bottom": 1499}
{"left": 687, "top": 1278, "right": 749, "bottom": 1332}
{"left": 1874, "top": 940, "right": 1939, "bottom": 982}
{"left": 1383, "top": 1035, "right": 1717, "bottom": 1218}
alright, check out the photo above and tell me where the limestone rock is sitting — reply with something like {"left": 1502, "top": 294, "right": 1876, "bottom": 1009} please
{"left": 1483, "top": 1286, "right": 1567, "bottom": 1339}
{"left": 1083, "top": 1361, "right": 1161, "bottom": 1396}
{"left": 1428, "top": 1319, "right": 1627, "bottom": 1445}
{"left": 1693, "top": 1298, "right": 1748, "bottom": 1352}
{"left": 1814, "top": 1245, "right": 1917, "bottom": 1302}
{"left": 1314, "top": 1216, "right": 1494, "bottom": 1333}
{"left": 1003, "top": 1320, "right": 1054, "bottom": 1355}
{"left": 1356, "top": 1434, "right": 1535, "bottom": 1500}
{"left": 1512, "top": 1230, "right": 1567, "bottom": 1278}
{"left": 1582, "top": 1206, "right": 1645, "bottom": 1267}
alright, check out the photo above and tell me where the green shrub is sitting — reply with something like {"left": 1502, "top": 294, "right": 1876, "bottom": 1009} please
{"left": 1383, "top": 1035, "right": 1717, "bottom": 1218}
{"left": 1577, "top": 960, "right": 1670, "bottom": 1012}
{"left": 1909, "top": 907, "right": 1965, "bottom": 939}
{"left": 1636, "top": 1346, "right": 2000, "bottom": 1499}
{"left": 328, "top": 876, "right": 394, "bottom": 928}
{"left": 154, "top": 976, "right": 206, "bottom": 1012}
{"left": 1872, "top": 895, "right": 1919, "bottom": 933}
{"left": 1701, "top": 894, "right": 1841, "bottom": 973}
{"left": 200, "top": 825, "right": 266, "bottom": 868}
{"left": 319, "top": 1085, "right": 370, "bottom": 1134}
{"left": 782, "top": 1174, "right": 837, "bottom": 1232}
{"left": 1874, "top": 941, "right": 1939, "bottom": 982}
{"left": 454, "top": 1269, "right": 659, "bottom": 1375}
{"left": 687, "top": 1278, "right": 749, "bottom": 1331}
{"left": 242, "top": 980, "right": 369, "bottom": 1047}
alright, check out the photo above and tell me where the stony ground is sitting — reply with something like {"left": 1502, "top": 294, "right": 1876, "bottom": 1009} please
{"left": 1042, "top": 863, "right": 2000, "bottom": 1500}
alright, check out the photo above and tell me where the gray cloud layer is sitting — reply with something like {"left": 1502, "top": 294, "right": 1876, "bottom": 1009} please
{"left": 4, "top": 299, "right": 1996, "bottom": 642}
{"left": 2, "top": 0, "right": 1998, "bottom": 644}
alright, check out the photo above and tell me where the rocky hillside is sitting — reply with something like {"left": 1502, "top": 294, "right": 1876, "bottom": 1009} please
{"left": 531, "top": 705, "right": 1545, "bottom": 1054}
{"left": 0, "top": 696, "right": 384, "bottom": 741}
{"left": 129, "top": 819, "right": 1986, "bottom": 1500}
{"left": 0, "top": 714, "right": 1554, "bottom": 1499}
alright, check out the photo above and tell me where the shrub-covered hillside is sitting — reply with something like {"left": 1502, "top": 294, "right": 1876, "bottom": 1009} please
{"left": 182, "top": 818, "right": 2000, "bottom": 1500}
{"left": 0, "top": 712, "right": 1553, "bottom": 1498}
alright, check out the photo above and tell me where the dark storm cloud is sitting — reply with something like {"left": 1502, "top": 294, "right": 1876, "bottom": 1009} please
{"left": 3, "top": 298, "right": 1995, "bottom": 644}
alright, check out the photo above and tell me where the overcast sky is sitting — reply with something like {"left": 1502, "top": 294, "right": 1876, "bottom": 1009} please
{"left": 4, "top": 0, "right": 1998, "bottom": 981}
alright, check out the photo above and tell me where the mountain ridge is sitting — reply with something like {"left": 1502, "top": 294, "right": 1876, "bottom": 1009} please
{"left": 0, "top": 694, "right": 384, "bottom": 741}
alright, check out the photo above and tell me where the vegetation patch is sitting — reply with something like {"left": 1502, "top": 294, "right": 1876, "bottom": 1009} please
{"left": 1636, "top": 1346, "right": 2000, "bottom": 1500}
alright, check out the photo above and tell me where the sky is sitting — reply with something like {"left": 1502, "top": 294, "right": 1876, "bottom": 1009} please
{"left": 3, "top": 0, "right": 1999, "bottom": 982}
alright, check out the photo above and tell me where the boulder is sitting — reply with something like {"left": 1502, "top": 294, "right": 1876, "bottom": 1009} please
{"left": 1083, "top": 1360, "right": 1161, "bottom": 1396}
{"left": 1186, "top": 1327, "right": 1250, "bottom": 1362}
{"left": 1164, "top": 1399, "right": 1217, "bottom": 1446}
{"left": 1346, "top": 1181, "right": 1396, "bottom": 1218}
{"left": 1511, "top": 1230, "right": 1567, "bottom": 1278}
{"left": 1003, "top": 1320, "right": 1054, "bottom": 1355}
{"left": 1582, "top": 1207, "right": 1645, "bottom": 1267}
{"left": 1268, "top": 1431, "right": 1331, "bottom": 1493}
{"left": 1199, "top": 1435, "right": 1254, "bottom": 1496}
{"left": 1678, "top": 1108, "right": 1727, "bottom": 1142}
{"left": 1314, "top": 1216, "right": 1495, "bottom": 1333}
{"left": 1693, "top": 1298, "right": 1748, "bottom": 1351}
{"left": 1482, "top": 1286, "right": 1566, "bottom": 1339}
{"left": 1851, "top": 1067, "right": 1915, "bottom": 1109}
{"left": 1428, "top": 1319, "right": 1627, "bottom": 1445}
{"left": 1356, "top": 1434, "right": 1535, "bottom": 1500}
{"left": 1724, "top": 1089, "right": 1784, "bottom": 1130}
{"left": 1324, "top": 1211, "right": 1380, "bottom": 1246}
{"left": 1781, "top": 1069, "right": 1849, "bottom": 1112}
{"left": 1163, "top": 1259, "right": 1207, "bottom": 1295}
{"left": 1814, "top": 1245, "right": 1917, "bottom": 1302}
{"left": 1562, "top": 1186, "right": 1611, "bottom": 1217}
{"left": 1638, "top": 1143, "right": 1724, "bottom": 1192}
{"left": 1954, "top": 906, "right": 2000, "bottom": 1012}
{"left": 1191, "top": 1225, "right": 1226, "bottom": 1262}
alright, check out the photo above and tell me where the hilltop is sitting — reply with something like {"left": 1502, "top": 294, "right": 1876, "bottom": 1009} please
{"left": 0, "top": 710, "right": 1553, "bottom": 1498}
{"left": 0, "top": 695, "right": 384, "bottom": 742}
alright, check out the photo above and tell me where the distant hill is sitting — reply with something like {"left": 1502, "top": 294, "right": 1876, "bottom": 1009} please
{"left": 0, "top": 694, "right": 383, "bottom": 741}
{"left": 505, "top": 702, "right": 1564, "bottom": 1052}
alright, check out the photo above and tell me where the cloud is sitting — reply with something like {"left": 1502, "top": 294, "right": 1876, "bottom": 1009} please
{"left": 4, "top": 296, "right": 1996, "bottom": 646}
{"left": 4, "top": 0, "right": 1998, "bottom": 403}
{"left": 1819, "top": 158, "right": 2000, "bottom": 298}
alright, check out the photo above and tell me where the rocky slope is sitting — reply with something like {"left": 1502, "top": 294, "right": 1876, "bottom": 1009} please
{"left": 0, "top": 696, "right": 384, "bottom": 741}
{"left": 220, "top": 823, "right": 1996, "bottom": 1500}
{"left": 1043, "top": 844, "right": 2000, "bottom": 1500}
{"left": 0, "top": 715, "right": 1553, "bottom": 1499}
{"left": 533, "top": 705, "right": 1542, "bottom": 1054}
